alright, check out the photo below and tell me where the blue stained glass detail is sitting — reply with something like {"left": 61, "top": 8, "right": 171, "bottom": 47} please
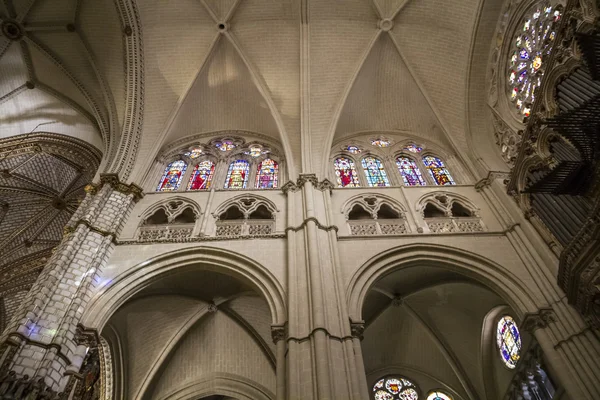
{"left": 496, "top": 316, "right": 522, "bottom": 369}
{"left": 519, "top": 48, "right": 529, "bottom": 59}
{"left": 224, "top": 160, "right": 250, "bottom": 189}
{"left": 361, "top": 157, "right": 390, "bottom": 187}
{"left": 157, "top": 160, "right": 187, "bottom": 191}
{"left": 255, "top": 158, "right": 279, "bottom": 189}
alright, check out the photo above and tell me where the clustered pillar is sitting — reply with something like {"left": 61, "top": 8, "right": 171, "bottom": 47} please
{"left": 0, "top": 174, "right": 142, "bottom": 396}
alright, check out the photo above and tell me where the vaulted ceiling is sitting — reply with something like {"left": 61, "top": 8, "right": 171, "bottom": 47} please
{"left": 1, "top": 0, "right": 508, "bottom": 182}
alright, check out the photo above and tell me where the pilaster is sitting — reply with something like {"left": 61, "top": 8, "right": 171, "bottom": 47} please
{"left": 0, "top": 174, "right": 142, "bottom": 392}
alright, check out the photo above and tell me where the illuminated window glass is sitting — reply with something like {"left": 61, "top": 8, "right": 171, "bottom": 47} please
{"left": 373, "top": 376, "right": 419, "bottom": 400}
{"left": 422, "top": 156, "right": 455, "bottom": 185}
{"left": 347, "top": 145, "right": 361, "bottom": 154}
{"left": 215, "top": 139, "right": 236, "bottom": 152}
{"left": 396, "top": 157, "right": 426, "bottom": 186}
{"left": 255, "top": 158, "right": 279, "bottom": 189}
{"left": 371, "top": 138, "right": 391, "bottom": 147}
{"left": 426, "top": 392, "right": 452, "bottom": 400}
{"left": 404, "top": 144, "right": 423, "bottom": 153}
{"left": 496, "top": 315, "right": 522, "bottom": 369}
{"left": 157, "top": 160, "right": 187, "bottom": 192}
{"left": 187, "top": 160, "right": 215, "bottom": 190}
{"left": 334, "top": 157, "right": 360, "bottom": 188}
{"left": 508, "top": 3, "right": 561, "bottom": 118}
{"left": 362, "top": 156, "right": 390, "bottom": 187}
{"left": 224, "top": 160, "right": 250, "bottom": 189}
{"left": 247, "top": 146, "right": 267, "bottom": 158}
{"left": 184, "top": 147, "right": 203, "bottom": 159}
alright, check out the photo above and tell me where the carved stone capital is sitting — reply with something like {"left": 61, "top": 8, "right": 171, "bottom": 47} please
{"left": 522, "top": 308, "right": 556, "bottom": 333}
{"left": 350, "top": 321, "right": 365, "bottom": 340}
{"left": 297, "top": 173, "right": 319, "bottom": 188}
{"left": 271, "top": 325, "right": 287, "bottom": 344}
{"left": 99, "top": 173, "right": 144, "bottom": 201}
{"left": 317, "top": 178, "right": 335, "bottom": 193}
{"left": 280, "top": 181, "right": 299, "bottom": 195}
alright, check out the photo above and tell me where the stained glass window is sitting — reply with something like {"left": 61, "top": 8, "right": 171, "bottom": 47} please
{"left": 426, "top": 392, "right": 452, "bottom": 400}
{"left": 184, "top": 147, "right": 203, "bottom": 159}
{"left": 334, "top": 157, "right": 360, "bottom": 187}
{"left": 187, "top": 160, "right": 215, "bottom": 190}
{"left": 215, "top": 139, "right": 236, "bottom": 152}
{"left": 224, "top": 160, "right": 250, "bottom": 189}
{"left": 497, "top": 315, "right": 522, "bottom": 369}
{"left": 422, "top": 156, "right": 455, "bottom": 185}
{"left": 246, "top": 146, "right": 268, "bottom": 158}
{"left": 371, "top": 138, "right": 391, "bottom": 147}
{"left": 373, "top": 377, "right": 419, "bottom": 400}
{"left": 362, "top": 157, "right": 390, "bottom": 187}
{"left": 396, "top": 157, "right": 426, "bottom": 186}
{"left": 508, "top": 3, "right": 561, "bottom": 118}
{"left": 157, "top": 160, "right": 187, "bottom": 192}
{"left": 255, "top": 158, "right": 278, "bottom": 189}
{"left": 347, "top": 145, "right": 361, "bottom": 154}
{"left": 404, "top": 144, "right": 423, "bottom": 153}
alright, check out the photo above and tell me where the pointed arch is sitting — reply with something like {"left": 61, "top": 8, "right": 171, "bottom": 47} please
{"left": 361, "top": 156, "right": 390, "bottom": 187}
{"left": 156, "top": 160, "right": 187, "bottom": 191}
{"left": 396, "top": 156, "right": 426, "bottom": 186}
{"left": 187, "top": 160, "right": 215, "bottom": 190}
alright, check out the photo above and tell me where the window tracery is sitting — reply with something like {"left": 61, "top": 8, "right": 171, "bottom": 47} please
{"left": 371, "top": 138, "right": 392, "bottom": 147}
{"left": 343, "top": 195, "right": 408, "bottom": 235}
{"left": 396, "top": 156, "right": 426, "bottom": 186}
{"left": 507, "top": 2, "right": 561, "bottom": 119}
{"left": 497, "top": 315, "right": 522, "bottom": 369}
{"left": 418, "top": 193, "right": 484, "bottom": 233}
{"left": 184, "top": 147, "right": 203, "bottom": 159}
{"left": 373, "top": 376, "right": 419, "bottom": 400}
{"left": 362, "top": 156, "right": 390, "bottom": 187}
{"left": 138, "top": 199, "right": 200, "bottom": 241}
{"left": 157, "top": 160, "right": 187, "bottom": 192}
{"left": 187, "top": 160, "right": 215, "bottom": 190}
{"left": 334, "top": 157, "right": 360, "bottom": 187}
{"left": 422, "top": 156, "right": 455, "bottom": 186}
{"left": 403, "top": 144, "right": 423, "bottom": 153}
{"left": 255, "top": 158, "right": 279, "bottom": 189}
{"left": 214, "top": 196, "right": 277, "bottom": 237}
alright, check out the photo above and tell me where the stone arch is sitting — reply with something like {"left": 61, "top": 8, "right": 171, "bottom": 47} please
{"left": 140, "top": 196, "right": 202, "bottom": 224}
{"left": 214, "top": 195, "right": 278, "bottom": 220}
{"left": 346, "top": 243, "right": 539, "bottom": 323}
{"left": 416, "top": 191, "right": 480, "bottom": 218}
{"left": 81, "top": 246, "right": 287, "bottom": 330}
{"left": 156, "top": 372, "right": 274, "bottom": 400}
{"left": 341, "top": 193, "right": 406, "bottom": 220}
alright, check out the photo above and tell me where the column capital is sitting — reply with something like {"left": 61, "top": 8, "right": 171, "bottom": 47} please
{"left": 350, "top": 320, "right": 365, "bottom": 340}
{"left": 522, "top": 307, "right": 556, "bottom": 333}
{"left": 84, "top": 173, "right": 144, "bottom": 202}
{"left": 271, "top": 325, "right": 287, "bottom": 344}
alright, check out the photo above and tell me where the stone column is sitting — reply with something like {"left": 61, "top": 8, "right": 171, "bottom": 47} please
{"left": 271, "top": 325, "right": 287, "bottom": 400}
{"left": 282, "top": 174, "right": 367, "bottom": 400}
{"left": 0, "top": 174, "right": 142, "bottom": 392}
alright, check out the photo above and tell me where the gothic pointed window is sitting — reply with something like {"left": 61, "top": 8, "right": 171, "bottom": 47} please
{"left": 225, "top": 160, "right": 250, "bottom": 189}
{"left": 422, "top": 156, "right": 455, "bottom": 185}
{"left": 373, "top": 376, "right": 419, "bottom": 400}
{"left": 497, "top": 315, "right": 522, "bottom": 369}
{"left": 187, "top": 160, "right": 215, "bottom": 190}
{"left": 508, "top": 3, "right": 561, "bottom": 118}
{"left": 334, "top": 157, "right": 360, "bottom": 187}
{"left": 362, "top": 156, "right": 390, "bottom": 187}
{"left": 255, "top": 158, "right": 279, "bottom": 189}
{"left": 157, "top": 160, "right": 187, "bottom": 191}
{"left": 396, "top": 157, "right": 426, "bottom": 186}
{"left": 426, "top": 392, "right": 452, "bottom": 400}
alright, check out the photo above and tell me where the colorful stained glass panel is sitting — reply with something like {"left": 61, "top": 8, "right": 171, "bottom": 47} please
{"left": 224, "top": 160, "right": 250, "bottom": 189}
{"left": 334, "top": 157, "right": 360, "bottom": 187}
{"left": 347, "top": 145, "right": 361, "bottom": 154}
{"left": 403, "top": 144, "right": 423, "bottom": 153}
{"left": 396, "top": 157, "right": 426, "bottom": 186}
{"left": 427, "top": 392, "right": 452, "bottom": 400}
{"left": 497, "top": 316, "right": 522, "bottom": 369}
{"left": 372, "top": 377, "right": 419, "bottom": 400}
{"left": 255, "top": 158, "right": 278, "bottom": 189}
{"left": 187, "top": 160, "right": 214, "bottom": 190}
{"left": 371, "top": 138, "right": 391, "bottom": 147}
{"left": 184, "top": 148, "right": 203, "bottom": 159}
{"left": 362, "top": 157, "right": 390, "bottom": 187}
{"left": 216, "top": 140, "right": 236, "bottom": 152}
{"left": 423, "top": 156, "right": 455, "bottom": 185}
{"left": 157, "top": 160, "right": 187, "bottom": 192}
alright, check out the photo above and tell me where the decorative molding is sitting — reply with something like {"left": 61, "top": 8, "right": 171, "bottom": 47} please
{"left": 99, "top": 174, "right": 144, "bottom": 201}
{"left": 116, "top": 233, "right": 287, "bottom": 245}
{"left": 271, "top": 325, "right": 287, "bottom": 344}
{"left": 350, "top": 321, "right": 365, "bottom": 340}
{"left": 64, "top": 219, "right": 116, "bottom": 239}
{"left": 521, "top": 307, "right": 556, "bottom": 333}
{"left": 285, "top": 217, "right": 339, "bottom": 234}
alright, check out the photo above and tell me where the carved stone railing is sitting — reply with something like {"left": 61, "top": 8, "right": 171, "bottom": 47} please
{"left": 216, "top": 220, "right": 274, "bottom": 237}
{"left": 425, "top": 217, "right": 484, "bottom": 233}
{"left": 347, "top": 219, "right": 408, "bottom": 236}
{"left": 137, "top": 224, "right": 194, "bottom": 241}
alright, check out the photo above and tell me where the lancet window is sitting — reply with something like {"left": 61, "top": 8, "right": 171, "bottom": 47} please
{"left": 187, "top": 160, "right": 215, "bottom": 190}
{"left": 334, "top": 157, "right": 360, "bottom": 187}
{"left": 255, "top": 158, "right": 279, "bottom": 189}
{"left": 224, "top": 160, "right": 250, "bottom": 189}
{"left": 422, "top": 156, "right": 455, "bottom": 186}
{"left": 396, "top": 157, "right": 426, "bottom": 186}
{"left": 362, "top": 156, "right": 390, "bottom": 187}
{"left": 157, "top": 160, "right": 187, "bottom": 191}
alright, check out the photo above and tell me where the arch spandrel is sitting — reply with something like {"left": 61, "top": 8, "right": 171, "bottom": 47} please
{"left": 81, "top": 246, "right": 287, "bottom": 329}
